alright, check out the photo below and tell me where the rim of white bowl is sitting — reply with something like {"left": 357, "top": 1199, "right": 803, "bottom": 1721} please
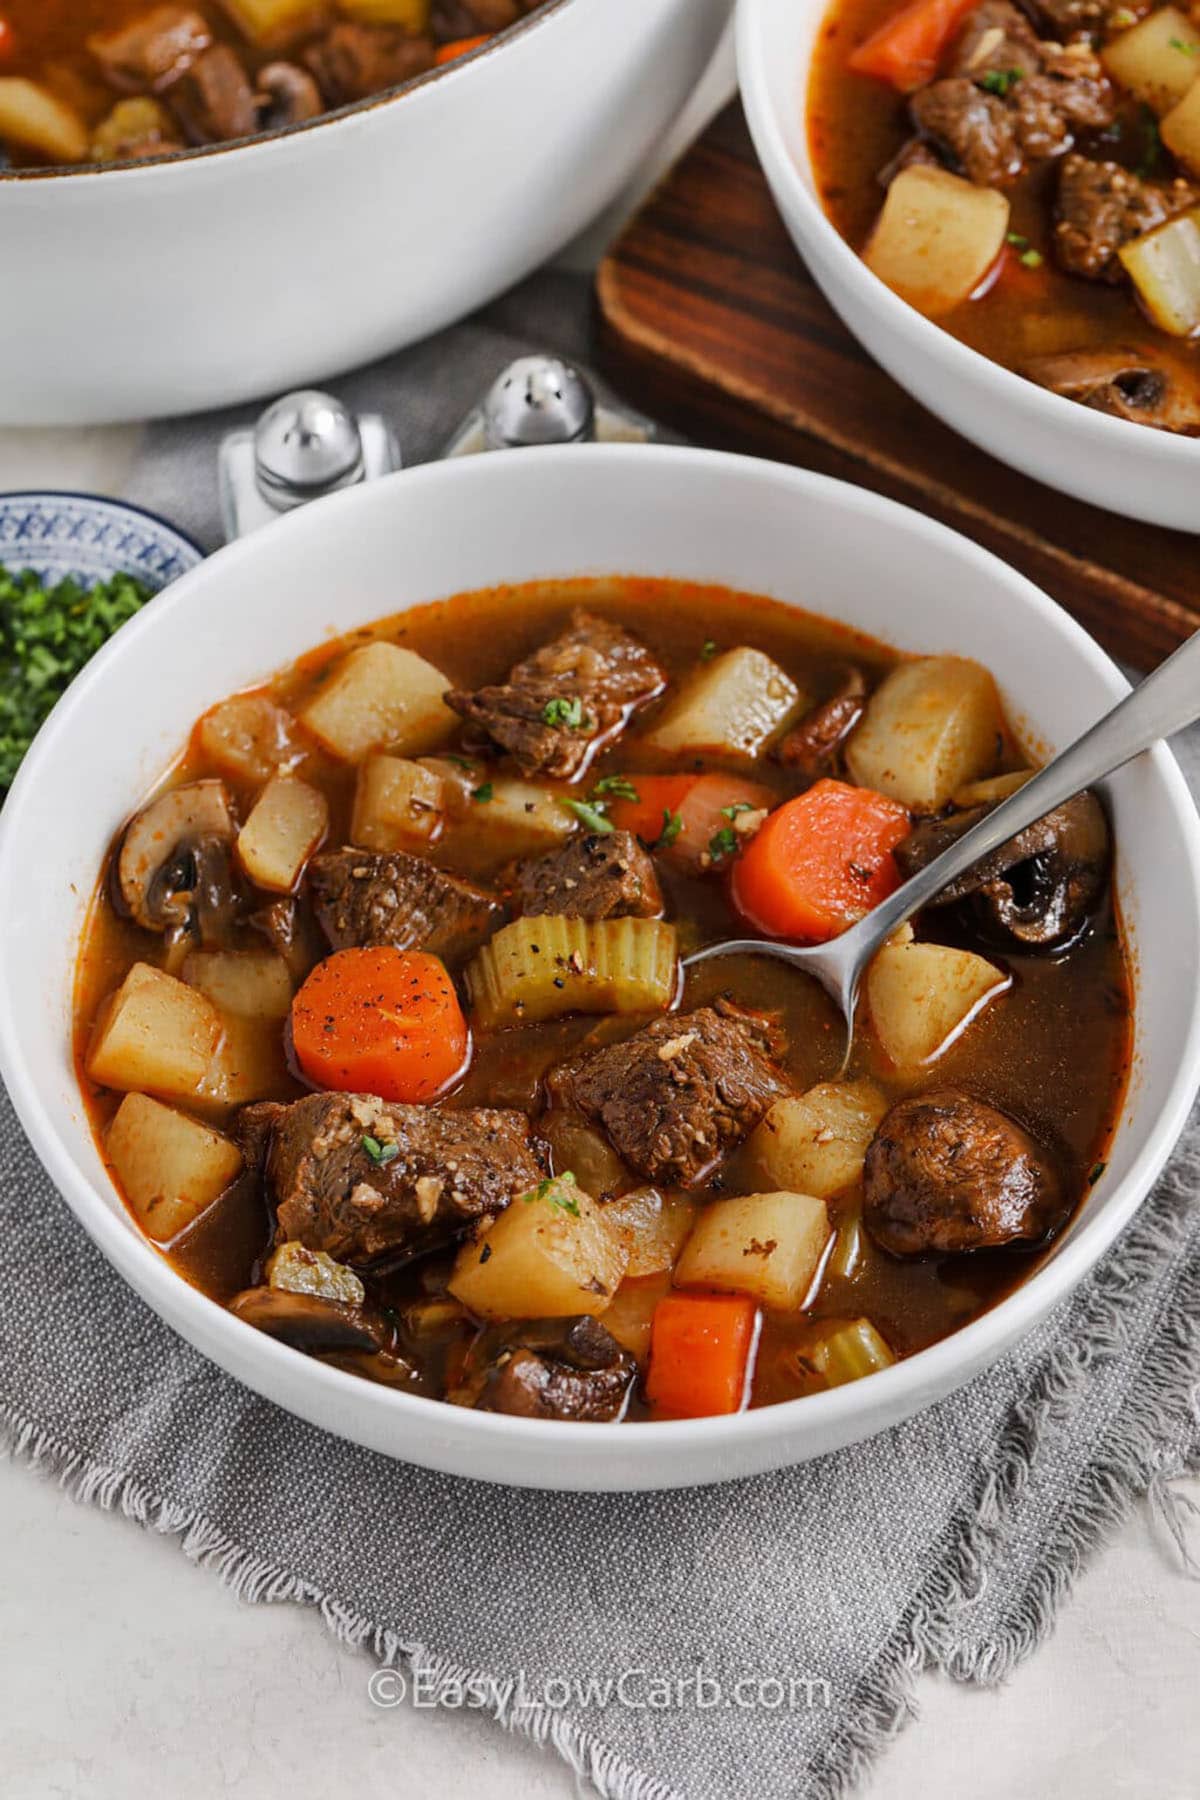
{"left": 2, "top": 442, "right": 1199, "bottom": 1472}
{"left": 736, "top": 0, "right": 1200, "bottom": 472}
{"left": 0, "top": 0, "right": 572, "bottom": 184}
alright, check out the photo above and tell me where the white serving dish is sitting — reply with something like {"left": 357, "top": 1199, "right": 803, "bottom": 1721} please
{"left": 2, "top": 444, "right": 1198, "bottom": 1489}
{"left": 0, "top": 0, "right": 730, "bottom": 425}
{"left": 738, "top": 0, "right": 1200, "bottom": 530}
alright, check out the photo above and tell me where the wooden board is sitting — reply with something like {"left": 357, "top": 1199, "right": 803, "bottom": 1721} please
{"left": 596, "top": 104, "right": 1200, "bottom": 671}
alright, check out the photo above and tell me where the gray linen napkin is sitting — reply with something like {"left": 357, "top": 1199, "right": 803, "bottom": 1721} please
{"left": 3, "top": 270, "right": 1199, "bottom": 1800}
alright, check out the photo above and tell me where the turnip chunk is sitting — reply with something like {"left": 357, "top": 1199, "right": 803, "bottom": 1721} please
{"left": 1102, "top": 8, "right": 1200, "bottom": 117}
{"left": 448, "top": 1178, "right": 628, "bottom": 1319}
{"left": 1120, "top": 207, "right": 1200, "bottom": 335}
{"left": 866, "top": 940, "right": 1009, "bottom": 1071}
{"left": 106, "top": 1094, "right": 242, "bottom": 1244}
{"left": 675, "top": 1192, "right": 831, "bottom": 1311}
{"left": 351, "top": 755, "right": 446, "bottom": 853}
{"left": 300, "top": 642, "right": 455, "bottom": 763}
{"left": 0, "top": 80, "right": 88, "bottom": 164}
{"left": 845, "top": 655, "right": 1003, "bottom": 811}
{"left": 749, "top": 1081, "right": 888, "bottom": 1199}
{"left": 88, "top": 964, "right": 223, "bottom": 1103}
{"left": 237, "top": 773, "right": 328, "bottom": 893}
{"left": 864, "top": 166, "right": 1010, "bottom": 318}
{"left": 640, "top": 647, "right": 803, "bottom": 760}
{"left": 1162, "top": 88, "right": 1200, "bottom": 180}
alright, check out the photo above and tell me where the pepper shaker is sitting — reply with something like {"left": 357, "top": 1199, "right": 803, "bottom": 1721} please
{"left": 219, "top": 389, "right": 399, "bottom": 539}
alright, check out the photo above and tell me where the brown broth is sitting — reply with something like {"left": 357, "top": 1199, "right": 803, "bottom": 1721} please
{"left": 73, "top": 576, "right": 1133, "bottom": 1417}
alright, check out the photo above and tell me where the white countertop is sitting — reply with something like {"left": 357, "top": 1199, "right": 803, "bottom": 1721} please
{"left": 2, "top": 421, "right": 1197, "bottom": 1800}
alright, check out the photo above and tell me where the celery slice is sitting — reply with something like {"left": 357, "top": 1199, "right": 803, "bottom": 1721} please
{"left": 466, "top": 915, "right": 677, "bottom": 1029}
{"left": 809, "top": 1318, "right": 896, "bottom": 1387}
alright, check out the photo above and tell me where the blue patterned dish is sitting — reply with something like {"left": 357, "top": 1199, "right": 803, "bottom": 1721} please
{"left": 0, "top": 491, "right": 203, "bottom": 593}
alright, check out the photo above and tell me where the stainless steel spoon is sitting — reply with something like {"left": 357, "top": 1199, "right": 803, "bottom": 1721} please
{"left": 686, "top": 629, "right": 1200, "bottom": 1056}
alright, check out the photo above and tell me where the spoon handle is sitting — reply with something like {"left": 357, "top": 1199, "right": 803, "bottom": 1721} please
{"left": 841, "top": 629, "right": 1200, "bottom": 958}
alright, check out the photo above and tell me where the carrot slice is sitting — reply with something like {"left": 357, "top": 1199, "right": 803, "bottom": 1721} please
{"left": 646, "top": 1292, "right": 760, "bottom": 1418}
{"left": 291, "top": 947, "right": 469, "bottom": 1103}
{"left": 731, "top": 778, "right": 910, "bottom": 943}
{"left": 604, "top": 775, "right": 699, "bottom": 846}
{"left": 435, "top": 34, "right": 490, "bottom": 63}
{"left": 848, "top": 0, "right": 978, "bottom": 91}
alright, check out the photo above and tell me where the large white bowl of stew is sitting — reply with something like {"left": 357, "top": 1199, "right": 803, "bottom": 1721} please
{"left": 0, "top": 0, "right": 730, "bottom": 424}
{"left": 2, "top": 444, "right": 1199, "bottom": 1491}
{"left": 739, "top": 0, "right": 1200, "bottom": 529}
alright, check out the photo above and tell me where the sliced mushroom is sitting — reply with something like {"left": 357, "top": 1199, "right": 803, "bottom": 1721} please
{"left": 229, "top": 1285, "right": 383, "bottom": 1354}
{"left": 776, "top": 664, "right": 867, "bottom": 774}
{"left": 1023, "top": 349, "right": 1200, "bottom": 435}
{"left": 895, "top": 789, "right": 1110, "bottom": 948}
{"left": 256, "top": 62, "right": 323, "bottom": 132}
{"left": 114, "top": 778, "right": 239, "bottom": 945}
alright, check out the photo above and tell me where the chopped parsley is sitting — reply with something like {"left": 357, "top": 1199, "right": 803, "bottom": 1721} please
{"left": 700, "top": 638, "right": 719, "bottom": 661}
{"left": 1136, "top": 104, "right": 1163, "bottom": 178}
{"left": 707, "top": 826, "right": 740, "bottom": 862}
{"left": 592, "top": 773, "right": 640, "bottom": 802}
{"left": 542, "top": 696, "right": 587, "bottom": 730}
{"left": 523, "top": 1171, "right": 580, "bottom": 1216}
{"left": 981, "top": 67, "right": 1022, "bottom": 95}
{"left": 655, "top": 808, "right": 683, "bottom": 850}
{"left": 1088, "top": 1161, "right": 1107, "bottom": 1186}
{"left": 1006, "top": 232, "right": 1042, "bottom": 269}
{"left": 1170, "top": 35, "right": 1198, "bottom": 54}
{"left": 1109, "top": 4, "right": 1136, "bottom": 22}
{"left": 361, "top": 1135, "right": 400, "bottom": 1166}
{"left": 471, "top": 781, "right": 495, "bottom": 802}
{"left": 1020, "top": 248, "right": 1043, "bottom": 268}
{"left": 722, "top": 801, "right": 756, "bottom": 821}
{"left": 444, "top": 753, "right": 476, "bottom": 771}
{"left": 0, "top": 562, "right": 152, "bottom": 793}
{"left": 562, "top": 797, "right": 614, "bottom": 834}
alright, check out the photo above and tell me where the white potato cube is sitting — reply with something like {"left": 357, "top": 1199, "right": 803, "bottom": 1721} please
{"left": 197, "top": 694, "right": 300, "bottom": 786}
{"left": 0, "top": 79, "right": 88, "bottom": 164}
{"left": 601, "top": 1189, "right": 698, "bottom": 1278}
{"left": 867, "top": 939, "right": 1008, "bottom": 1070}
{"left": 675, "top": 1192, "right": 831, "bottom": 1312}
{"left": 448, "top": 1179, "right": 627, "bottom": 1319}
{"left": 88, "top": 964, "right": 223, "bottom": 1102}
{"left": 351, "top": 754, "right": 446, "bottom": 852}
{"left": 864, "top": 166, "right": 1009, "bottom": 318}
{"left": 1163, "top": 84, "right": 1200, "bottom": 176}
{"left": 106, "top": 1093, "right": 242, "bottom": 1243}
{"left": 301, "top": 642, "right": 454, "bottom": 763}
{"left": 1119, "top": 207, "right": 1200, "bottom": 333}
{"left": 641, "top": 647, "right": 802, "bottom": 760}
{"left": 425, "top": 759, "right": 577, "bottom": 869}
{"left": 749, "top": 1081, "right": 888, "bottom": 1199}
{"left": 1102, "top": 8, "right": 1200, "bottom": 115}
{"left": 845, "top": 655, "right": 1003, "bottom": 811}
{"left": 182, "top": 948, "right": 293, "bottom": 1019}
{"left": 237, "top": 773, "right": 328, "bottom": 893}
{"left": 219, "top": 0, "right": 325, "bottom": 46}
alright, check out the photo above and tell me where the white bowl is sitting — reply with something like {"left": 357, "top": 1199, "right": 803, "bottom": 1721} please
{"left": 738, "top": 0, "right": 1200, "bottom": 530}
{"left": 0, "top": 0, "right": 730, "bottom": 426}
{"left": 2, "top": 445, "right": 1198, "bottom": 1490}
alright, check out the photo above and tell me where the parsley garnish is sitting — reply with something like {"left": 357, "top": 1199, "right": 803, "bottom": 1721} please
{"left": 524, "top": 1171, "right": 580, "bottom": 1216}
{"left": 701, "top": 638, "right": 719, "bottom": 661}
{"left": 1136, "top": 104, "right": 1163, "bottom": 178}
{"left": 592, "top": 774, "right": 639, "bottom": 802}
{"left": 0, "top": 563, "right": 151, "bottom": 793}
{"left": 543, "top": 696, "right": 587, "bottom": 730}
{"left": 1019, "top": 248, "right": 1043, "bottom": 268}
{"left": 471, "top": 781, "right": 494, "bottom": 802}
{"left": 721, "top": 801, "right": 756, "bottom": 821}
{"left": 655, "top": 808, "right": 683, "bottom": 850}
{"left": 1006, "top": 232, "right": 1042, "bottom": 268}
{"left": 361, "top": 1135, "right": 400, "bottom": 1166}
{"left": 981, "top": 67, "right": 1022, "bottom": 95}
{"left": 1088, "top": 1161, "right": 1107, "bottom": 1186}
{"left": 1170, "top": 35, "right": 1198, "bottom": 54}
{"left": 562, "top": 797, "right": 614, "bottom": 834}
{"left": 708, "top": 826, "right": 739, "bottom": 862}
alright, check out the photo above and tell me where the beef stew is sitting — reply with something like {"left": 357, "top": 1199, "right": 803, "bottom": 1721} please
{"left": 0, "top": 0, "right": 552, "bottom": 168}
{"left": 74, "top": 578, "right": 1132, "bottom": 1423}
{"left": 810, "top": 0, "right": 1200, "bottom": 430}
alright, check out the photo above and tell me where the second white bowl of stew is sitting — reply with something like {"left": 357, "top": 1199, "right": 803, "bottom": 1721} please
{"left": 2, "top": 444, "right": 1198, "bottom": 1490}
{"left": 740, "top": 0, "right": 1200, "bottom": 528}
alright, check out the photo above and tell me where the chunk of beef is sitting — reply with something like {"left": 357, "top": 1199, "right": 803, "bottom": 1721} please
{"left": 169, "top": 44, "right": 257, "bottom": 144}
{"left": 911, "top": 79, "right": 1022, "bottom": 184}
{"left": 239, "top": 1091, "right": 544, "bottom": 1266}
{"left": 878, "top": 136, "right": 943, "bottom": 186}
{"left": 947, "top": 2, "right": 1042, "bottom": 81}
{"left": 433, "top": 0, "right": 524, "bottom": 33}
{"left": 447, "top": 1316, "right": 636, "bottom": 1421}
{"left": 445, "top": 610, "right": 667, "bottom": 780}
{"left": 863, "top": 1090, "right": 1066, "bottom": 1256}
{"left": 1024, "top": 346, "right": 1200, "bottom": 431}
{"left": 1055, "top": 153, "right": 1197, "bottom": 282}
{"left": 308, "top": 848, "right": 501, "bottom": 967}
{"left": 303, "top": 23, "right": 435, "bottom": 107}
{"left": 776, "top": 665, "right": 866, "bottom": 775}
{"left": 513, "top": 831, "right": 663, "bottom": 921}
{"left": 545, "top": 1000, "right": 789, "bottom": 1187}
{"left": 89, "top": 6, "right": 212, "bottom": 95}
{"left": 1030, "top": 0, "right": 1150, "bottom": 34}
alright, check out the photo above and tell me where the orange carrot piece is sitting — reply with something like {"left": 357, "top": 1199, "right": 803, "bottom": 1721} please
{"left": 435, "top": 34, "right": 490, "bottom": 64}
{"left": 848, "top": 0, "right": 978, "bottom": 91}
{"left": 731, "top": 778, "right": 909, "bottom": 943}
{"left": 291, "top": 947, "right": 469, "bottom": 1103}
{"left": 605, "top": 775, "right": 699, "bottom": 846}
{"left": 646, "top": 1292, "right": 760, "bottom": 1419}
